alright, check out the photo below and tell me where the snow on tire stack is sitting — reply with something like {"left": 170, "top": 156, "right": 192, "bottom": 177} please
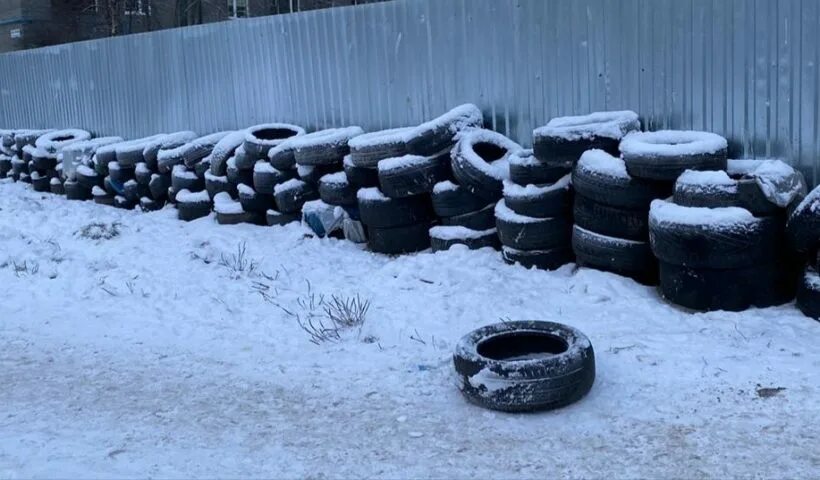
{"left": 787, "top": 185, "right": 820, "bottom": 320}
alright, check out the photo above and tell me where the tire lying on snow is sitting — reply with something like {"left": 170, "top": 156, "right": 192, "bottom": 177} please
{"left": 357, "top": 187, "right": 433, "bottom": 228}
{"left": 453, "top": 320, "right": 595, "bottom": 413}
{"left": 367, "top": 222, "right": 432, "bottom": 254}
{"left": 502, "top": 174, "right": 572, "bottom": 219}
{"left": 501, "top": 246, "right": 574, "bottom": 271}
{"left": 213, "top": 192, "right": 250, "bottom": 225}
{"left": 572, "top": 149, "right": 672, "bottom": 210}
{"left": 786, "top": 185, "right": 820, "bottom": 253}
{"left": 405, "top": 103, "right": 483, "bottom": 156}
{"left": 494, "top": 199, "right": 571, "bottom": 250}
{"left": 796, "top": 266, "right": 820, "bottom": 320}
{"left": 572, "top": 225, "right": 657, "bottom": 284}
{"left": 533, "top": 110, "right": 639, "bottom": 166}
{"left": 243, "top": 123, "right": 305, "bottom": 159}
{"left": 451, "top": 128, "right": 522, "bottom": 202}
{"left": 620, "top": 130, "right": 728, "bottom": 181}
{"left": 649, "top": 200, "right": 781, "bottom": 269}
{"left": 348, "top": 127, "right": 413, "bottom": 167}
{"left": 176, "top": 189, "right": 212, "bottom": 221}
{"left": 508, "top": 149, "right": 571, "bottom": 186}
{"left": 378, "top": 152, "right": 451, "bottom": 198}
{"left": 429, "top": 226, "right": 499, "bottom": 252}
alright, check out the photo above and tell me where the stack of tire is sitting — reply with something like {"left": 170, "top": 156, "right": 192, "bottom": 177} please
{"left": 59, "top": 136, "right": 123, "bottom": 197}
{"left": 137, "top": 131, "right": 196, "bottom": 211}
{"left": 0, "top": 130, "right": 16, "bottom": 179}
{"left": 13, "top": 130, "right": 54, "bottom": 184}
{"left": 649, "top": 151, "right": 803, "bottom": 311}
{"left": 787, "top": 185, "right": 820, "bottom": 320}
{"left": 86, "top": 134, "right": 165, "bottom": 207}
{"left": 25, "top": 129, "right": 89, "bottom": 193}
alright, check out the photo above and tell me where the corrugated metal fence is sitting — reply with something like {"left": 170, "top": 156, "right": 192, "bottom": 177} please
{"left": 0, "top": 0, "right": 818, "bottom": 184}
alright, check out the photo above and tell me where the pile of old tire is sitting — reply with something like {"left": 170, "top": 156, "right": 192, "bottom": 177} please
{"left": 788, "top": 185, "right": 820, "bottom": 320}
{"left": 59, "top": 136, "right": 123, "bottom": 197}
{"left": 498, "top": 149, "right": 573, "bottom": 270}
{"left": 570, "top": 149, "right": 672, "bottom": 283}
{"left": 89, "top": 134, "right": 166, "bottom": 208}
{"left": 452, "top": 320, "right": 595, "bottom": 412}
{"left": 4, "top": 130, "right": 51, "bottom": 183}
{"left": 357, "top": 186, "right": 434, "bottom": 254}
{"left": 656, "top": 158, "right": 802, "bottom": 311}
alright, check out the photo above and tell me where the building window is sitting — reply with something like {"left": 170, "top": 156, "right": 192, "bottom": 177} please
{"left": 125, "top": 0, "right": 151, "bottom": 16}
{"left": 228, "top": 0, "right": 249, "bottom": 18}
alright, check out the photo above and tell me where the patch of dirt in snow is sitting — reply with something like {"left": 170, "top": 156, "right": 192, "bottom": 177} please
{"left": 0, "top": 182, "right": 819, "bottom": 478}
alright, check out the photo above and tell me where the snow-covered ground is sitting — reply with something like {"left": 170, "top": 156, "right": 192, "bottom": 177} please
{"left": 0, "top": 180, "right": 818, "bottom": 479}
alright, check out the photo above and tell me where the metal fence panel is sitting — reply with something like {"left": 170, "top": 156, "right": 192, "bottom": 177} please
{"left": 0, "top": 0, "right": 818, "bottom": 184}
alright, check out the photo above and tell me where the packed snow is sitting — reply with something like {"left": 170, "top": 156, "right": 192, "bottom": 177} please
{"left": 378, "top": 154, "right": 429, "bottom": 172}
{"left": 429, "top": 225, "right": 496, "bottom": 240}
{"left": 318, "top": 171, "right": 348, "bottom": 185}
{"left": 577, "top": 149, "right": 629, "bottom": 178}
{"left": 237, "top": 183, "right": 256, "bottom": 196}
{"left": 273, "top": 178, "right": 307, "bottom": 195}
{"left": 175, "top": 189, "right": 210, "bottom": 203}
{"left": 432, "top": 180, "right": 459, "bottom": 194}
{"left": 348, "top": 127, "right": 413, "bottom": 151}
{"left": 494, "top": 198, "right": 542, "bottom": 223}
{"left": 356, "top": 186, "right": 389, "bottom": 201}
{"left": 676, "top": 169, "right": 735, "bottom": 187}
{"left": 534, "top": 110, "right": 640, "bottom": 141}
{"left": 502, "top": 174, "right": 571, "bottom": 197}
{"left": 0, "top": 183, "right": 818, "bottom": 478}
{"left": 620, "top": 130, "right": 728, "bottom": 157}
{"left": 649, "top": 199, "right": 756, "bottom": 227}
{"left": 213, "top": 192, "right": 244, "bottom": 214}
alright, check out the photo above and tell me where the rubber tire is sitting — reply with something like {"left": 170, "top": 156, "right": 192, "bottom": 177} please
{"left": 573, "top": 194, "right": 648, "bottom": 241}
{"left": 432, "top": 182, "right": 489, "bottom": 217}
{"left": 572, "top": 161, "right": 672, "bottom": 210}
{"left": 496, "top": 208, "right": 572, "bottom": 251}
{"left": 623, "top": 148, "right": 728, "bottom": 182}
{"left": 501, "top": 246, "right": 575, "bottom": 271}
{"left": 358, "top": 193, "right": 433, "bottom": 229}
{"left": 405, "top": 105, "right": 483, "bottom": 156}
{"left": 378, "top": 153, "right": 452, "bottom": 199}
{"left": 113, "top": 195, "right": 136, "bottom": 210}
{"left": 177, "top": 199, "right": 212, "bottom": 221}
{"left": 453, "top": 321, "right": 595, "bottom": 413}
{"left": 149, "top": 173, "right": 171, "bottom": 201}
{"left": 76, "top": 169, "right": 102, "bottom": 190}
{"left": 367, "top": 222, "right": 432, "bottom": 254}
{"left": 509, "top": 150, "right": 571, "bottom": 186}
{"left": 50, "top": 180, "right": 65, "bottom": 195}
{"left": 139, "top": 197, "right": 164, "bottom": 212}
{"left": 787, "top": 190, "right": 820, "bottom": 253}
{"left": 298, "top": 163, "right": 341, "bottom": 185}
{"left": 504, "top": 181, "right": 573, "bottom": 219}
{"left": 135, "top": 166, "right": 153, "bottom": 186}
{"left": 796, "top": 266, "right": 820, "bottom": 320}
{"left": 206, "top": 175, "right": 236, "bottom": 199}
{"left": 344, "top": 160, "right": 379, "bottom": 189}
{"left": 239, "top": 187, "right": 275, "bottom": 214}
{"left": 109, "top": 164, "right": 135, "bottom": 185}
{"left": 452, "top": 142, "right": 512, "bottom": 203}
{"left": 31, "top": 154, "right": 57, "bottom": 172}
{"left": 172, "top": 167, "right": 204, "bottom": 193}
{"left": 243, "top": 125, "right": 302, "bottom": 159}
{"left": 227, "top": 162, "right": 254, "bottom": 187}
{"left": 266, "top": 210, "right": 300, "bottom": 226}
{"left": 254, "top": 167, "right": 296, "bottom": 195}
{"left": 216, "top": 210, "right": 251, "bottom": 225}
{"left": 441, "top": 204, "right": 496, "bottom": 231}
{"left": 533, "top": 134, "right": 620, "bottom": 166}
{"left": 430, "top": 228, "right": 500, "bottom": 252}
{"left": 650, "top": 214, "right": 782, "bottom": 269}
{"left": 274, "top": 181, "right": 319, "bottom": 214}
{"left": 571, "top": 225, "right": 658, "bottom": 285}
{"left": 674, "top": 177, "right": 780, "bottom": 216}
{"left": 319, "top": 175, "right": 357, "bottom": 206}
{"left": 31, "top": 174, "right": 51, "bottom": 192}
{"left": 233, "top": 147, "right": 256, "bottom": 170}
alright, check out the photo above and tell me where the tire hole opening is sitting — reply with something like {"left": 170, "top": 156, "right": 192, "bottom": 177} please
{"left": 52, "top": 135, "right": 74, "bottom": 142}
{"left": 472, "top": 142, "right": 507, "bottom": 162}
{"left": 478, "top": 331, "right": 568, "bottom": 361}
{"left": 253, "top": 128, "right": 299, "bottom": 141}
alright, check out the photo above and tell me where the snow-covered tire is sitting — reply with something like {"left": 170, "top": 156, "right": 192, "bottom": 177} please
{"left": 76, "top": 166, "right": 102, "bottom": 190}
{"left": 149, "top": 173, "right": 171, "bottom": 201}
{"left": 786, "top": 187, "right": 820, "bottom": 253}
{"left": 440, "top": 203, "right": 496, "bottom": 231}
{"left": 115, "top": 143, "right": 148, "bottom": 168}
{"left": 573, "top": 194, "right": 648, "bottom": 241}
{"left": 232, "top": 146, "right": 255, "bottom": 170}
{"left": 50, "top": 178, "right": 65, "bottom": 195}
{"left": 297, "top": 163, "right": 340, "bottom": 185}
{"left": 143, "top": 131, "right": 197, "bottom": 170}
{"left": 253, "top": 162, "right": 296, "bottom": 195}
{"left": 430, "top": 226, "right": 499, "bottom": 252}
{"left": 268, "top": 141, "right": 299, "bottom": 170}
{"left": 406, "top": 104, "right": 483, "bottom": 156}
{"left": 367, "top": 222, "right": 431, "bottom": 254}
{"left": 451, "top": 129, "right": 522, "bottom": 202}
{"left": 318, "top": 172, "right": 357, "bottom": 206}
{"left": 453, "top": 321, "right": 595, "bottom": 413}
{"left": 357, "top": 188, "right": 432, "bottom": 228}
{"left": 572, "top": 225, "right": 657, "bottom": 284}
{"left": 796, "top": 266, "right": 820, "bottom": 320}
{"left": 171, "top": 165, "right": 203, "bottom": 193}
{"left": 503, "top": 174, "right": 572, "bottom": 219}
{"left": 243, "top": 123, "right": 305, "bottom": 159}
{"left": 238, "top": 184, "right": 275, "bottom": 214}
{"left": 501, "top": 246, "right": 574, "bottom": 271}
{"left": 649, "top": 200, "right": 781, "bottom": 269}
{"left": 274, "top": 179, "right": 319, "bottom": 214}
{"left": 572, "top": 150, "right": 672, "bottom": 210}
{"left": 343, "top": 155, "right": 378, "bottom": 188}
{"left": 18, "top": 173, "right": 31, "bottom": 184}
{"left": 347, "top": 127, "right": 413, "bottom": 167}
{"left": 31, "top": 173, "right": 51, "bottom": 192}
{"left": 109, "top": 163, "right": 135, "bottom": 184}
{"left": 495, "top": 199, "right": 572, "bottom": 250}
{"left": 292, "top": 127, "right": 364, "bottom": 166}
{"left": 113, "top": 195, "right": 135, "bottom": 210}
{"left": 176, "top": 190, "right": 212, "bottom": 221}
{"left": 673, "top": 169, "right": 780, "bottom": 216}
{"left": 226, "top": 157, "right": 253, "bottom": 187}
{"left": 378, "top": 153, "right": 451, "bottom": 198}
{"left": 208, "top": 131, "right": 245, "bottom": 176}
{"left": 139, "top": 197, "right": 164, "bottom": 212}
{"left": 431, "top": 180, "right": 488, "bottom": 218}
{"left": 0, "top": 156, "right": 11, "bottom": 177}
{"left": 167, "top": 187, "right": 177, "bottom": 205}
{"left": 123, "top": 180, "right": 146, "bottom": 203}
{"left": 508, "top": 149, "right": 571, "bottom": 186}
{"left": 214, "top": 210, "right": 249, "bottom": 225}
{"left": 134, "top": 163, "right": 152, "bottom": 186}
{"left": 533, "top": 111, "right": 639, "bottom": 166}
{"left": 31, "top": 152, "right": 57, "bottom": 172}
{"left": 659, "top": 261, "right": 794, "bottom": 312}
{"left": 620, "top": 130, "right": 728, "bottom": 181}
{"left": 205, "top": 171, "right": 235, "bottom": 199}
{"left": 266, "top": 209, "right": 300, "bottom": 226}
{"left": 35, "top": 129, "right": 92, "bottom": 154}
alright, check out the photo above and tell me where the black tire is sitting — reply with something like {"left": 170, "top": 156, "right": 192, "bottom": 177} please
{"left": 143, "top": 131, "right": 197, "bottom": 170}
{"left": 113, "top": 195, "right": 136, "bottom": 210}
{"left": 93, "top": 188, "right": 115, "bottom": 206}
{"left": 76, "top": 166, "right": 102, "bottom": 190}
{"left": 19, "top": 173, "right": 31, "bottom": 184}
{"left": 123, "top": 180, "right": 146, "bottom": 203}
{"left": 176, "top": 190, "right": 212, "bottom": 221}
{"left": 11, "top": 157, "right": 27, "bottom": 177}
{"left": 109, "top": 163, "right": 135, "bottom": 184}
{"left": 503, "top": 174, "right": 572, "bottom": 219}
{"left": 673, "top": 169, "right": 780, "bottom": 216}
{"left": 344, "top": 156, "right": 379, "bottom": 189}
{"left": 796, "top": 266, "right": 820, "bottom": 320}
{"left": 297, "top": 163, "right": 341, "bottom": 185}
{"left": 431, "top": 180, "right": 489, "bottom": 217}
{"left": 532, "top": 110, "right": 639, "bottom": 165}
{"left": 441, "top": 203, "right": 496, "bottom": 230}
{"left": 405, "top": 104, "right": 483, "bottom": 156}
{"left": 205, "top": 172, "right": 236, "bottom": 199}
{"left": 50, "top": 179, "right": 65, "bottom": 195}
{"left": 94, "top": 156, "right": 111, "bottom": 178}
{"left": 243, "top": 123, "right": 305, "bottom": 159}
{"left": 148, "top": 172, "right": 171, "bottom": 201}
{"left": 31, "top": 153, "right": 57, "bottom": 172}
{"left": 193, "top": 159, "right": 210, "bottom": 180}
{"left": 266, "top": 209, "right": 301, "bottom": 226}
{"left": 572, "top": 225, "right": 658, "bottom": 284}
{"left": 171, "top": 165, "right": 204, "bottom": 193}
{"left": 238, "top": 184, "right": 275, "bottom": 214}
{"left": 208, "top": 131, "right": 245, "bottom": 176}
{"left": 0, "top": 156, "right": 11, "bottom": 177}
{"left": 649, "top": 200, "right": 781, "bottom": 269}
{"left": 367, "top": 222, "right": 432, "bottom": 254}
{"left": 115, "top": 143, "right": 146, "bottom": 168}
{"left": 451, "top": 129, "right": 522, "bottom": 202}
{"left": 378, "top": 152, "right": 452, "bottom": 198}
{"left": 31, "top": 173, "right": 51, "bottom": 192}
{"left": 293, "top": 127, "right": 364, "bottom": 166}
{"left": 94, "top": 147, "right": 117, "bottom": 175}
{"left": 273, "top": 179, "right": 319, "bottom": 214}
{"left": 786, "top": 187, "right": 820, "bottom": 253}
{"left": 357, "top": 188, "right": 433, "bottom": 228}
{"left": 233, "top": 146, "right": 256, "bottom": 170}
{"left": 453, "top": 321, "right": 595, "bottom": 413}
{"left": 139, "top": 197, "right": 164, "bottom": 212}
{"left": 573, "top": 194, "right": 648, "bottom": 241}
{"left": 318, "top": 171, "right": 357, "bottom": 206}
{"left": 430, "top": 226, "right": 499, "bottom": 252}
{"left": 215, "top": 210, "right": 250, "bottom": 225}
{"left": 572, "top": 149, "right": 672, "bottom": 210}
{"left": 659, "top": 261, "right": 795, "bottom": 312}
{"left": 348, "top": 127, "right": 412, "bottom": 167}
{"left": 226, "top": 157, "right": 253, "bottom": 187}
{"left": 268, "top": 142, "right": 299, "bottom": 171}
{"left": 501, "top": 246, "right": 575, "bottom": 271}
{"left": 167, "top": 187, "right": 177, "bottom": 205}
{"left": 134, "top": 163, "right": 153, "bottom": 186}
{"left": 253, "top": 163, "right": 296, "bottom": 195}
{"left": 181, "top": 132, "right": 230, "bottom": 168}
{"left": 509, "top": 149, "right": 571, "bottom": 186}
{"left": 495, "top": 199, "right": 572, "bottom": 250}
{"left": 620, "top": 130, "right": 728, "bottom": 181}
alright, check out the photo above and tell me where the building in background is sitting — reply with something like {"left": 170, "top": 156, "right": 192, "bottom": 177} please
{"left": 0, "top": 0, "right": 385, "bottom": 53}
